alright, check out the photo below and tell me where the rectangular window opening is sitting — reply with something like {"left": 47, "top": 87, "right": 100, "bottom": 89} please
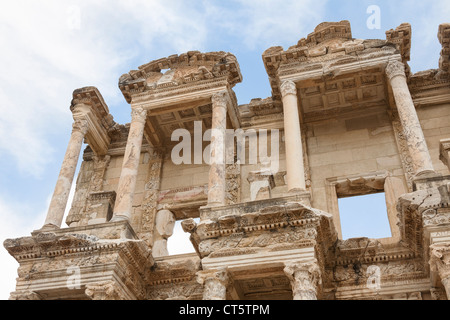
{"left": 167, "top": 218, "right": 200, "bottom": 256}
{"left": 338, "top": 192, "right": 392, "bottom": 240}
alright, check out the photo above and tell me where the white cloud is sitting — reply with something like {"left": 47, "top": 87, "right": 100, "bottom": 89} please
{"left": 0, "top": 197, "right": 48, "bottom": 300}
{"left": 202, "top": 0, "right": 329, "bottom": 50}
{"left": 0, "top": 0, "right": 211, "bottom": 178}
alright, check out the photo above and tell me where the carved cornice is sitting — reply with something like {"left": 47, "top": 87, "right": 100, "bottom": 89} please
{"left": 70, "top": 87, "right": 114, "bottom": 156}
{"left": 438, "top": 23, "right": 450, "bottom": 75}
{"left": 385, "top": 23, "right": 412, "bottom": 63}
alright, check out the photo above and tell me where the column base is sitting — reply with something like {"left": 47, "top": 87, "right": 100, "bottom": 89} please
{"left": 35, "top": 223, "right": 60, "bottom": 233}
{"left": 414, "top": 170, "right": 441, "bottom": 180}
{"left": 110, "top": 215, "right": 130, "bottom": 223}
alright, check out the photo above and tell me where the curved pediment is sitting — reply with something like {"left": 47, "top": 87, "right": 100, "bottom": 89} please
{"left": 119, "top": 51, "right": 242, "bottom": 103}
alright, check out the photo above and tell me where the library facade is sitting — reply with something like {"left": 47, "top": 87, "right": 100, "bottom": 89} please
{"left": 5, "top": 21, "right": 450, "bottom": 300}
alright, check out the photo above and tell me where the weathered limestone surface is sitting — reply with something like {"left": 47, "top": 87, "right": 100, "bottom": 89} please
{"left": 43, "top": 119, "right": 89, "bottom": 229}
{"left": 112, "top": 107, "right": 147, "bottom": 223}
{"left": 386, "top": 60, "right": 435, "bottom": 178}
{"left": 5, "top": 21, "right": 450, "bottom": 300}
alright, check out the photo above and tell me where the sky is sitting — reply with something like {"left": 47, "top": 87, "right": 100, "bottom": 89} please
{"left": 0, "top": 0, "right": 449, "bottom": 300}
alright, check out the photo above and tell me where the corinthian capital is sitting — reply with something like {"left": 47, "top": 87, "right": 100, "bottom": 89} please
{"left": 280, "top": 80, "right": 297, "bottom": 98}
{"left": 430, "top": 243, "right": 450, "bottom": 280}
{"left": 212, "top": 91, "right": 228, "bottom": 109}
{"left": 72, "top": 119, "right": 89, "bottom": 135}
{"left": 197, "top": 268, "right": 229, "bottom": 300}
{"left": 131, "top": 107, "right": 147, "bottom": 123}
{"left": 284, "top": 260, "right": 321, "bottom": 300}
{"left": 386, "top": 60, "right": 406, "bottom": 81}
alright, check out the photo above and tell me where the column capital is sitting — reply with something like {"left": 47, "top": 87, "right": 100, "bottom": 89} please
{"left": 72, "top": 118, "right": 89, "bottom": 136}
{"left": 131, "top": 107, "right": 147, "bottom": 124}
{"left": 196, "top": 268, "right": 228, "bottom": 285}
{"left": 386, "top": 60, "right": 406, "bottom": 81}
{"left": 85, "top": 281, "right": 126, "bottom": 300}
{"left": 211, "top": 91, "right": 228, "bottom": 109}
{"left": 283, "top": 260, "right": 321, "bottom": 300}
{"left": 196, "top": 268, "right": 229, "bottom": 300}
{"left": 430, "top": 243, "right": 450, "bottom": 280}
{"left": 280, "top": 80, "right": 297, "bottom": 98}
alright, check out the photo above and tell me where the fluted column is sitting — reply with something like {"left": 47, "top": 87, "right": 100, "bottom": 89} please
{"left": 386, "top": 60, "right": 435, "bottom": 178}
{"left": 281, "top": 80, "right": 306, "bottom": 191}
{"left": 196, "top": 268, "right": 229, "bottom": 300}
{"left": 430, "top": 243, "right": 450, "bottom": 300}
{"left": 42, "top": 118, "right": 89, "bottom": 229}
{"left": 283, "top": 260, "right": 321, "bottom": 300}
{"left": 207, "top": 91, "right": 227, "bottom": 207}
{"left": 112, "top": 107, "right": 147, "bottom": 222}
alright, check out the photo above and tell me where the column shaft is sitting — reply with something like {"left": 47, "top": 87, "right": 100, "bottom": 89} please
{"left": 386, "top": 60, "right": 434, "bottom": 177}
{"left": 281, "top": 80, "right": 306, "bottom": 191}
{"left": 207, "top": 92, "right": 227, "bottom": 207}
{"left": 112, "top": 107, "right": 147, "bottom": 222}
{"left": 43, "top": 119, "right": 88, "bottom": 229}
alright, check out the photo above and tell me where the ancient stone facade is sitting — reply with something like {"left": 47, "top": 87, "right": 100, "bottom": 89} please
{"left": 5, "top": 21, "right": 450, "bottom": 300}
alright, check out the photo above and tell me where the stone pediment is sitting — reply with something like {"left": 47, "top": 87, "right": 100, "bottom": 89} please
{"left": 119, "top": 51, "right": 243, "bottom": 103}
{"left": 263, "top": 21, "right": 411, "bottom": 101}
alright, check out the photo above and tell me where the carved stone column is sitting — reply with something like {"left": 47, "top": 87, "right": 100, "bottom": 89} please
{"left": 430, "top": 243, "right": 450, "bottom": 300}
{"left": 196, "top": 268, "right": 229, "bottom": 300}
{"left": 42, "top": 118, "right": 89, "bottom": 229}
{"left": 386, "top": 60, "right": 435, "bottom": 178}
{"left": 207, "top": 92, "right": 227, "bottom": 207}
{"left": 112, "top": 107, "right": 147, "bottom": 222}
{"left": 283, "top": 260, "right": 321, "bottom": 300}
{"left": 280, "top": 80, "right": 306, "bottom": 191}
